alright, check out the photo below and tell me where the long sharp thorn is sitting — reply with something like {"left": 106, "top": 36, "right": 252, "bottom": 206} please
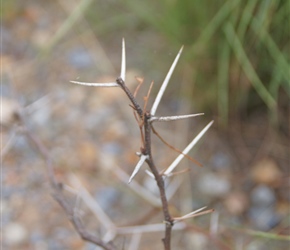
{"left": 150, "top": 113, "right": 204, "bottom": 122}
{"left": 70, "top": 81, "right": 119, "bottom": 87}
{"left": 120, "top": 38, "right": 126, "bottom": 81}
{"left": 180, "top": 206, "right": 207, "bottom": 219}
{"left": 164, "top": 120, "right": 214, "bottom": 176}
{"left": 145, "top": 169, "right": 155, "bottom": 179}
{"left": 128, "top": 155, "right": 148, "bottom": 183}
{"left": 151, "top": 46, "right": 183, "bottom": 116}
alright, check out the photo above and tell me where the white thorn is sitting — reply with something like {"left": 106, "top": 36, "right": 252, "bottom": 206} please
{"left": 145, "top": 169, "right": 155, "bottom": 179}
{"left": 70, "top": 81, "right": 119, "bottom": 87}
{"left": 120, "top": 38, "right": 126, "bottom": 81}
{"left": 164, "top": 120, "right": 214, "bottom": 176}
{"left": 150, "top": 46, "right": 184, "bottom": 116}
{"left": 150, "top": 113, "right": 204, "bottom": 122}
{"left": 174, "top": 206, "right": 207, "bottom": 221}
{"left": 128, "top": 154, "right": 148, "bottom": 183}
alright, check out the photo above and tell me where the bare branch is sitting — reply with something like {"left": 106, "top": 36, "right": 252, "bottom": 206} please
{"left": 68, "top": 175, "right": 116, "bottom": 231}
{"left": 20, "top": 116, "right": 116, "bottom": 250}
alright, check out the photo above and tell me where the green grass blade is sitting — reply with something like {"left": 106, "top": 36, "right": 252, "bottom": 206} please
{"left": 189, "top": 0, "right": 241, "bottom": 55}
{"left": 224, "top": 23, "right": 276, "bottom": 110}
{"left": 43, "top": 0, "right": 94, "bottom": 52}
{"left": 237, "top": 0, "right": 258, "bottom": 39}
{"left": 250, "top": 16, "right": 290, "bottom": 84}
{"left": 217, "top": 41, "right": 230, "bottom": 127}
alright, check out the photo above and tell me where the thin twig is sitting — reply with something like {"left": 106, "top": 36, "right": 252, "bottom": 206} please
{"left": 133, "top": 77, "right": 144, "bottom": 98}
{"left": 20, "top": 116, "right": 116, "bottom": 250}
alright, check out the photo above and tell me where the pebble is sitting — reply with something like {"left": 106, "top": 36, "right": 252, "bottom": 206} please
{"left": 251, "top": 158, "right": 282, "bottom": 185}
{"left": 95, "top": 187, "right": 121, "bottom": 213}
{"left": 187, "top": 232, "right": 208, "bottom": 249}
{"left": 1, "top": 97, "right": 20, "bottom": 126}
{"left": 4, "top": 222, "right": 28, "bottom": 246}
{"left": 251, "top": 185, "right": 276, "bottom": 207}
{"left": 67, "top": 47, "right": 94, "bottom": 69}
{"left": 248, "top": 206, "right": 280, "bottom": 230}
{"left": 102, "top": 142, "right": 122, "bottom": 155}
{"left": 224, "top": 191, "right": 248, "bottom": 215}
{"left": 211, "top": 151, "right": 231, "bottom": 171}
{"left": 197, "top": 173, "right": 231, "bottom": 197}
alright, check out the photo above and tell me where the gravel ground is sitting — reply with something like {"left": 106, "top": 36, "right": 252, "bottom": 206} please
{"left": 2, "top": 1, "right": 289, "bottom": 249}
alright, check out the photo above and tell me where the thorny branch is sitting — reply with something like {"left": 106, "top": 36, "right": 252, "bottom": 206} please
{"left": 0, "top": 39, "right": 219, "bottom": 250}
{"left": 69, "top": 39, "right": 214, "bottom": 249}
{"left": 116, "top": 74, "right": 174, "bottom": 247}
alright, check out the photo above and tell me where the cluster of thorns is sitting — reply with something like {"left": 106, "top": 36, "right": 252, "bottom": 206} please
{"left": 7, "top": 38, "right": 215, "bottom": 250}
{"left": 70, "top": 39, "right": 214, "bottom": 249}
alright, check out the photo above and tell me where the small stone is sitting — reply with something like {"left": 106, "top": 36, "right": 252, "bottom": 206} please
{"left": 67, "top": 47, "right": 93, "bottom": 69}
{"left": 187, "top": 232, "right": 208, "bottom": 249}
{"left": 1, "top": 98, "right": 20, "bottom": 127}
{"left": 95, "top": 187, "right": 121, "bottom": 212}
{"left": 224, "top": 191, "right": 248, "bottom": 215}
{"left": 251, "top": 158, "right": 282, "bottom": 185}
{"left": 77, "top": 141, "right": 98, "bottom": 168}
{"left": 251, "top": 185, "right": 276, "bottom": 206}
{"left": 248, "top": 206, "right": 280, "bottom": 230}
{"left": 4, "top": 222, "right": 28, "bottom": 246}
{"left": 211, "top": 151, "right": 231, "bottom": 171}
{"left": 197, "top": 173, "right": 231, "bottom": 197}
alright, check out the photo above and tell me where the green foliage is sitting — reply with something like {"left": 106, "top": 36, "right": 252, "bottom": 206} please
{"left": 124, "top": 0, "right": 290, "bottom": 127}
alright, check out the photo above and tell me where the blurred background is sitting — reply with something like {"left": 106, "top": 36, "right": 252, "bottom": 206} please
{"left": 2, "top": 0, "right": 289, "bottom": 249}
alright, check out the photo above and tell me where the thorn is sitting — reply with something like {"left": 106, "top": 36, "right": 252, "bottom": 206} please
{"left": 150, "top": 113, "right": 204, "bottom": 122}
{"left": 164, "top": 120, "right": 214, "bottom": 176}
{"left": 173, "top": 207, "right": 214, "bottom": 222}
{"left": 145, "top": 169, "right": 155, "bottom": 179}
{"left": 70, "top": 81, "right": 119, "bottom": 87}
{"left": 120, "top": 38, "right": 126, "bottom": 81}
{"left": 128, "top": 154, "right": 149, "bottom": 183}
{"left": 151, "top": 46, "right": 183, "bottom": 116}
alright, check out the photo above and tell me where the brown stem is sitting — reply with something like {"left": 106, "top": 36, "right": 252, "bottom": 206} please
{"left": 116, "top": 77, "right": 174, "bottom": 249}
{"left": 116, "top": 77, "right": 143, "bottom": 118}
{"left": 143, "top": 112, "right": 173, "bottom": 249}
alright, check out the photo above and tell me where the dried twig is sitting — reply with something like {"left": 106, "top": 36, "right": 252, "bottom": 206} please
{"left": 20, "top": 116, "right": 116, "bottom": 250}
